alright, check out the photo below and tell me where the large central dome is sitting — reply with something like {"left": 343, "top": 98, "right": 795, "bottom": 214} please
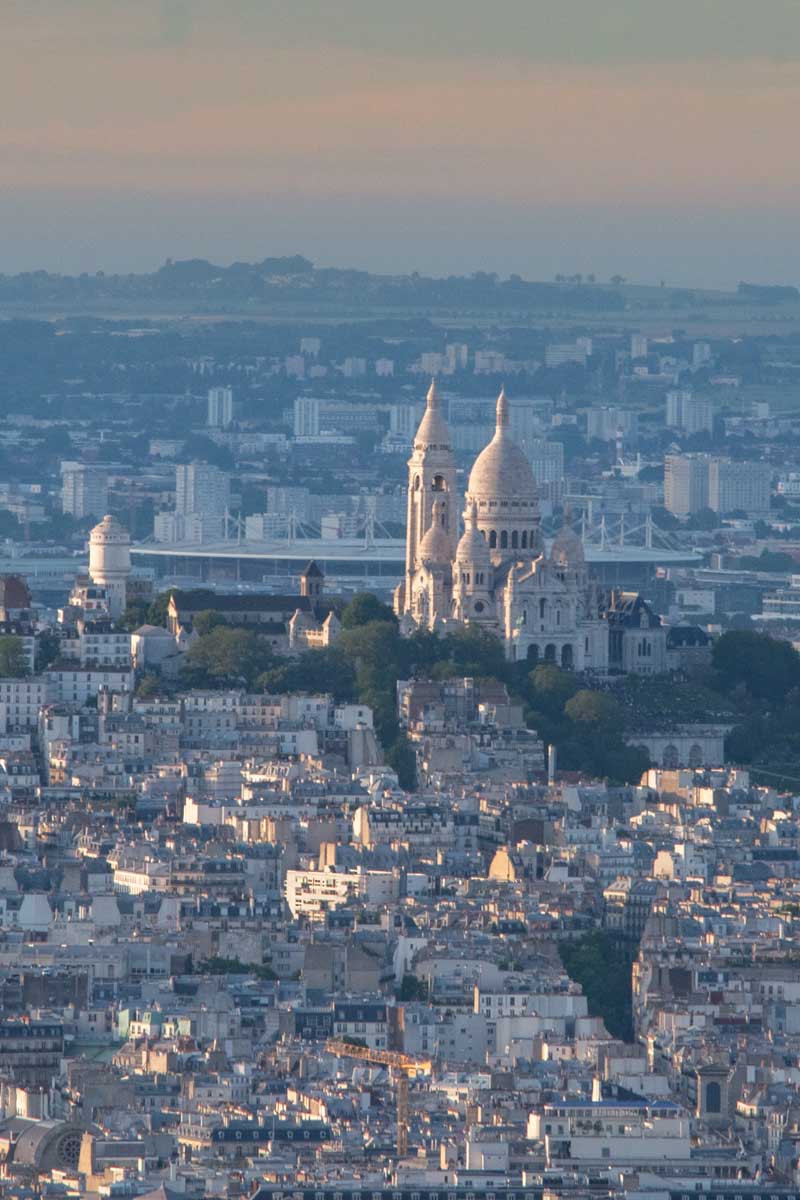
{"left": 465, "top": 388, "right": 541, "bottom": 563}
{"left": 467, "top": 388, "right": 537, "bottom": 503}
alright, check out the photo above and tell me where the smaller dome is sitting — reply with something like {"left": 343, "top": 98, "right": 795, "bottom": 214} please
{"left": 418, "top": 498, "right": 451, "bottom": 565}
{"left": 550, "top": 524, "right": 585, "bottom": 566}
{"left": 455, "top": 501, "right": 490, "bottom": 565}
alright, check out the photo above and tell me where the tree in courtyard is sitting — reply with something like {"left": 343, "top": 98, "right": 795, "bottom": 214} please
{"left": 340, "top": 592, "right": 397, "bottom": 630}
{"left": 0, "top": 636, "right": 28, "bottom": 677}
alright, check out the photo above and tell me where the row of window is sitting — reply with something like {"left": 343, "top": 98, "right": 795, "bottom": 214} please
{"left": 262, "top": 1191, "right": 541, "bottom": 1200}
{"left": 487, "top": 530, "right": 537, "bottom": 551}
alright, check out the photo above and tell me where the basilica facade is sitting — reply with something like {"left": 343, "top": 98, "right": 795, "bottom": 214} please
{"left": 394, "top": 382, "right": 610, "bottom": 670}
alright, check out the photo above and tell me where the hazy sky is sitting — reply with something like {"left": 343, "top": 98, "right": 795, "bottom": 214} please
{"left": 2, "top": 0, "right": 800, "bottom": 287}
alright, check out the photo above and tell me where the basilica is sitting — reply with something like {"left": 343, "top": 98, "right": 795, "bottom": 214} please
{"left": 394, "top": 381, "right": 611, "bottom": 669}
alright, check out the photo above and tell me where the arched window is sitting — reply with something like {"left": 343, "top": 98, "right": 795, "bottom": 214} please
{"left": 544, "top": 643, "right": 556, "bottom": 663}
{"left": 489, "top": 530, "right": 497, "bottom": 549}
{"left": 539, "top": 598, "right": 546, "bottom": 619}
{"left": 511, "top": 531, "right": 518, "bottom": 549}
{"left": 561, "top": 644, "right": 574, "bottom": 669}
{"left": 521, "top": 531, "right": 528, "bottom": 549}
{"left": 527, "top": 644, "right": 540, "bottom": 664}
{"left": 432, "top": 475, "right": 446, "bottom": 492}
{"left": 500, "top": 530, "right": 508, "bottom": 549}
{"left": 663, "top": 744, "right": 679, "bottom": 769}
{"left": 688, "top": 743, "right": 703, "bottom": 768}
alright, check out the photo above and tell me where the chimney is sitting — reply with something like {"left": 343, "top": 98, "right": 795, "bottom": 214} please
{"left": 547, "top": 744, "right": 557, "bottom": 787}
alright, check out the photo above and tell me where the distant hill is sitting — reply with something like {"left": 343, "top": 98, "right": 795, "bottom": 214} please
{"left": 0, "top": 257, "right": 630, "bottom": 312}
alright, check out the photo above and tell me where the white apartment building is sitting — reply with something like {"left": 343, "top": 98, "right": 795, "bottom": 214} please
{"left": 665, "top": 389, "right": 713, "bottom": 435}
{"left": 708, "top": 457, "right": 771, "bottom": 515}
{"left": 526, "top": 439, "right": 565, "bottom": 485}
{"left": 207, "top": 386, "right": 234, "bottom": 428}
{"left": 175, "top": 462, "right": 230, "bottom": 518}
{"left": 586, "top": 406, "right": 638, "bottom": 443}
{"left": 293, "top": 396, "right": 320, "bottom": 438}
{"left": 285, "top": 867, "right": 399, "bottom": 920}
{"left": 78, "top": 623, "right": 132, "bottom": 668}
{"left": 47, "top": 665, "right": 134, "bottom": 704}
{"left": 545, "top": 343, "right": 587, "bottom": 368}
{"left": 154, "top": 511, "right": 225, "bottom": 544}
{"left": 0, "top": 678, "right": 53, "bottom": 732}
{"left": 664, "top": 454, "right": 710, "bottom": 516}
{"left": 61, "top": 465, "right": 108, "bottom": 519}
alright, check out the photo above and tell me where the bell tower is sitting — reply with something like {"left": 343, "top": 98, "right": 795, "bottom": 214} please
{"left": 400, "top": 379, "right": 457, "bottom": 615}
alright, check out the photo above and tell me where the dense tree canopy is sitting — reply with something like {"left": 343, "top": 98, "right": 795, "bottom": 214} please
{"left": 340, "top": 592, "right": 397, "bottom": 630}
{"left": 712, "top": 630, "right": 800, "bottom": 703}
{"left": 0, "top": 636, "right": 28, "bottom": 678}
{"left": 180, "top": 627, "right": 275, "bottom": 689}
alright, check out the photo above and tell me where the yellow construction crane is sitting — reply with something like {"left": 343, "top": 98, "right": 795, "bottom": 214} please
{"left": 325, "top": 1039, "right": 432, "bottom": 1158}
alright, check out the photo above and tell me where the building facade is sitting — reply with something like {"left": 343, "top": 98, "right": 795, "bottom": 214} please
{"left": 394, "top": 383, "right": 609, "bottom": 668}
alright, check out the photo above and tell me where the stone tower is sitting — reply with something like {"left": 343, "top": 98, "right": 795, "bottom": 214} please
{"left": 88, "top": 514, "right": 131, "bottom": 620}
{"left": 398, "top": 380, "right": 457, "bottom": 616}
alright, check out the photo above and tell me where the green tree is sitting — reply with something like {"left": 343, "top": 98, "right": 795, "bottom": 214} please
{"left": 192, "top": 609, "right": 228, "bottom": 636}
{"left": 36, "top": 629, "right": 61, "bottom": 671}
{"left": 147, "top": 591, "right": 172, "bottom": 628}
{"left": 441, "top": 624, "right": 508, "bottom": 681}
{"left": 118, "top": 599, "right": 149, "bottom": 631}
{"left": 564, "top": 689, "right": 623, "bottom": 734}
{"left": 338, "top": 620, "right": 403, "bottom": 671}
{"left": 340, "top": 592, "right": 397, "bottom": 629}
{"left": 135, "top": 673, "right": 164, "bottom": 700}
{"left": 712, "top": 630, "right": 800, "bottom": 703}
{"left": 259, "top": 646, "right": 356, "bottom": 702}
{"left": 0, "top": 636, "right": 29, "bottom": 678}
{"left": 528, "top": 664, "right": 580, "bottom": 716}
{"left": 560, "top": 930, "right": 633, "bottom": 1041}
{"left": 386, "top": 734, "right": 417, "bottom": 790}
{"left": 686, "top": 506, "right": 719, "bottom": 531}
{"left": 180, "top": 627, "right": 275, "bottom": 689}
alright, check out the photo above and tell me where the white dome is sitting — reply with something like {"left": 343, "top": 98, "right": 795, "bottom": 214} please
{"left": 466, "top": 388, "right": 538, "bottom": 504}
{"left": 417, "top": 498, "right": 452, "bottom": 566}
{"left": 455, "top": 502, "right": 490, "bottom": 564}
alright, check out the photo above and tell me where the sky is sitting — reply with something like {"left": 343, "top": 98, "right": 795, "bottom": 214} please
{"left": 1, "top": 0, "right": 799, "bottom": 288}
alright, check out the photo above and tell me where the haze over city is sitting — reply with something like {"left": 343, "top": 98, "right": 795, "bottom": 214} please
{"left": 2, "top": 0, "right": 800, "bottom": 286}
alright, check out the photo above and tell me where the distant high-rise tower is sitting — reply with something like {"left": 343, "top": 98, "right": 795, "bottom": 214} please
{"left": 88, "top": 515, "right": 131, "bottom": 619}
{"left": 61, "top": 464, "right": 108, "bottom": 519}
{"left": 294, "top": 396, "right": 321, "bottom": 438}
{"left": 175, "top": 462, "right": 230, "bottom": 517}
{"left": 207, "top": 386, "right": 234, "bottom": 428}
